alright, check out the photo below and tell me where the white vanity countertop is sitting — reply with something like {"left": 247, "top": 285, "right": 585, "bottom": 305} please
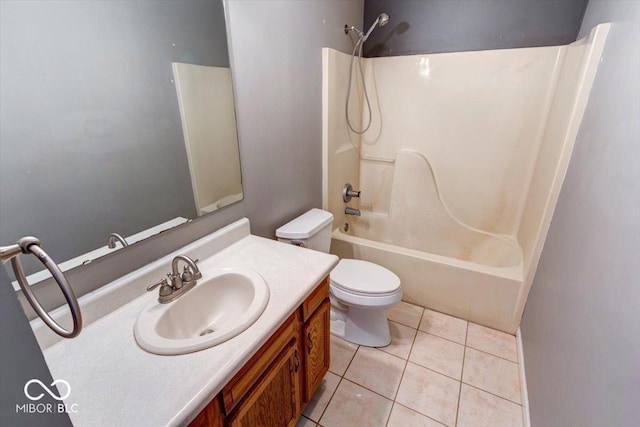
{"left": 41, "top": 225, "right": 338, "bottom": 427}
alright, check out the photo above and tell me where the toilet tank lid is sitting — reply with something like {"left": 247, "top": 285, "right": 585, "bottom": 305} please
{"left": 276, "top": 209, "right": 334, "bottom": 239}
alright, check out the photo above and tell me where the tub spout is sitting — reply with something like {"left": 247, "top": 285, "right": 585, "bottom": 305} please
{"left": 345, "top": 207, "right": 361, "bottom": 216}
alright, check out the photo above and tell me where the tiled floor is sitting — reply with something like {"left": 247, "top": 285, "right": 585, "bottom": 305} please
{"left": 297, "top": 301, "right": 524, "bottom": 427}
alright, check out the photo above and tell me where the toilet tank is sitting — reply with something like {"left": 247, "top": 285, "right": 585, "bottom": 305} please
{"left": 275, "top": 209, "right": 334, "bottom": 253}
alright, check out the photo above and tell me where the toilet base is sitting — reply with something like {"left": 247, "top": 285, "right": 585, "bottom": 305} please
{"left": 330, "top": 305, "right": 392, "bottom": 347}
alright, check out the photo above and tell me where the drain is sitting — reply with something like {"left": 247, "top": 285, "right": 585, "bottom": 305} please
{"left": 199, "top": 328, "right": 215, "bottom": 336}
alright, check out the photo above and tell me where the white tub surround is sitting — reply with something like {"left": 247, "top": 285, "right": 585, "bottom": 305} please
{"left": 34, "top": 218, "right": 338, "bottom": 426}
{"left": 323, "top": 24, "right": 610, "bottom": 333}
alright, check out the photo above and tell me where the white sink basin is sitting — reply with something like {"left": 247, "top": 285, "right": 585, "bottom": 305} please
{"left": 134, "top": 268, "right": 270, "bottom": 355}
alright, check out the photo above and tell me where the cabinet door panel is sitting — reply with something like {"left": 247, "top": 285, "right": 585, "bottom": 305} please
{"left": 227, "top": 343, "right": 301, "bottom": 427}
{"left": 222, "top": 312, "right": 298, "bottom": 412}
{"left": 303, "top": 299, "right": 330, "bottom": 401}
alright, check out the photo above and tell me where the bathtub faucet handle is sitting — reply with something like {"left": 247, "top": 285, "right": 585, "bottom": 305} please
{"left": 343, "top": 183, "right": 361, "bottom": 202}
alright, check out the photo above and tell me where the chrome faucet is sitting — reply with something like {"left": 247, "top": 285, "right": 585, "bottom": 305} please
{"left": 345, "top": 207, "right": 361, "bottom": 216}
{"left": 107, "top": 233, "right": 128, "bottom": 248}
{"left": 171, "top": 255, "right": 202, "bottom": 288}
{"left": 147, "top": 255, "right": 202, "bottom": 304}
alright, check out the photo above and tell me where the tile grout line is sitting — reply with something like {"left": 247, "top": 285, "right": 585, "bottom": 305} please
{"left": 392, "top": 401, "right": 448, "bottom": 427}
{"left": 380, "top": 363, "right": 454, "bottom": 425}
{"left": 374, "top": 338, "right": 417, "bottom": 364}
{"left": 316, "top": 374, "right": 341, "bottom": 426}
{"left": 384, "top": 313, "right": 421, "bottom": 427}
{"left": 318, "top": 340, "right": 360, "bottom": 424}
{"left": 387, "top": 303, "right": 424, "bottom": 329}
{"left": 454, "top": 322, "right": 469, "bottom": 426}
{"left": 417, "top": 328, "right": 467, "bottom": 347}
{"left": 461, "top": 382, "right": 524, "bottom": 407}
{"left": 405, "top": 356, "right": 465, "bottom": 384}
{"left": 465, "top": 343, "right": 519, "bottom": 364}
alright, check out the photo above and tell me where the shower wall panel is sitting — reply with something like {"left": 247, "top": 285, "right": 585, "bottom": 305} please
{"left": 358, "top": 46, "right": 562, "bottom": 237}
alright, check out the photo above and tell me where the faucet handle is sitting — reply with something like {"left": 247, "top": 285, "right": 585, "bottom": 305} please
{"left": 343, "top": 183, "right": 361, "bottom": 202}
{"left": 147, "top": 277, "right": 168, "bottom": 291}
{"left": 181, "top": 265, "right": 194, "bottom": 283}
{"left": 147, "top": 277, "right": 173, "bottom": 297}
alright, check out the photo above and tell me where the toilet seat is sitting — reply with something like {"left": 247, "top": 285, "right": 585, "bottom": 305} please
{"left": 330, "top": 285, "right": 402, "bottom": 309}
{"left": 329, "top": 259, "right": 402, "bottom": 310}
{"left": 330, "top": 259, "right": 400, "bottom": 296}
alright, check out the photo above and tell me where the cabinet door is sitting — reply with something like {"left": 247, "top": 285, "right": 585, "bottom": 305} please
{"left": 303, "top": 299, "right": 330, "bottom": 401}
{"left": 227, "top": 343, "right": 302, "bottom": 427}
{"left": 222, "top": 313, "right": 298, "bottom": 413}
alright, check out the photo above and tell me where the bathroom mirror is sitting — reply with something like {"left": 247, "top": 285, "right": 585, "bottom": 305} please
{"left": 0, "top": 0, "right": 243, "bottom": 281}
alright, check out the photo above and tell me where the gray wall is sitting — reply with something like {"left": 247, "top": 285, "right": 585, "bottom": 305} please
{"left": 0, "top": 0, "right": 229, "bottom": 274}
{"left": 363, "top": 0, "right": 588, "bottom": 56}
{"left": 225, "top": 0, "right": 363, "bottom": 238}
{"left": 19, "top": 0, "right": 364, "bottom": 314}
{"left": 0, "top": 268, "right": 71, "bottom": 427}
{"left": 520, "top": 1, "right": 640, "bottom": 426}
{"left": 1, "top": 0, "right": 364, "bottom": 414}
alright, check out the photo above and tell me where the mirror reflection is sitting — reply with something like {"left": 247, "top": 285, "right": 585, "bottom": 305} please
{"left": 0, "top": 0, "right": 243, "bottom": 281}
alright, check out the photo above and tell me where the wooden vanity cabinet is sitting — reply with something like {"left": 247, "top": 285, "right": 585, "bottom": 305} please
{"left": 302, "top": 297, "right": 330, "bottom": 401}
{"left": 189, "top": 276, "right": 331, "bottom": 427}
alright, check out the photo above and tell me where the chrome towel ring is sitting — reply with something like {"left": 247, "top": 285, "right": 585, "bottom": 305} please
{"left": 0, "top": 237, "right": 82, "bottom": 338}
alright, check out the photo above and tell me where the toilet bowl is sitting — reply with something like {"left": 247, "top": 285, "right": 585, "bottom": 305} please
{"left": 276, "top": 209, "right": 402, "bottom": 347}
{"left": 329, "top": 259, "right": 401, "bottom": 346}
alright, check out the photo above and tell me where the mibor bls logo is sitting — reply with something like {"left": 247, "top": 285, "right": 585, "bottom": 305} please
{"left": 16, "top": 379, "right": 79, "bottom": 414}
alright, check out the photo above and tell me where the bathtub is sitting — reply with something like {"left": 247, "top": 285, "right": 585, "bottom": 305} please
{"left": 323, "top": 25, "right": 611, "bottom": 334}
{"left": 330, "top": 216, "right": 524, "bottom": 333}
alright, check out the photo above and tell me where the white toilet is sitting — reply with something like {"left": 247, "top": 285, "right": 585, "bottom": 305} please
{"left": 276, "top": 208, "right": 402, "bottom": 347}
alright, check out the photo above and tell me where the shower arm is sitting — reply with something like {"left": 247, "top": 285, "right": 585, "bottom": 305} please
{"left": 344, "top": 25, "right": 364, "bottom": 40}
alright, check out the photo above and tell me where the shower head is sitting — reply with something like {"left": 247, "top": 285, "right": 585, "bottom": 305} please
{"left": 344, "top": 13, "right": 390, "bottom": 43}
{"left": 361, "top": 12, "right": 390, "bottom": 42}
{"left": 378, "top": 13, "right": 390, "bottom": 27}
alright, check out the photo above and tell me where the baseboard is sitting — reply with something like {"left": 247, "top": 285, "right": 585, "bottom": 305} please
{"left": 516, "top": 328, "right": 531, "bottom": 427}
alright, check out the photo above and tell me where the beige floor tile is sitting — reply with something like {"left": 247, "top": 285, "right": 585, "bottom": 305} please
{"left": 466, "top": 323, "right": 517, "bottom": 362}
{"left": 409, "top": 331, "right": 464, "bottom": 380}
{"left": 396, "top": 362, "right": 460, "bottom": 426}
{"left": 319, "top": 379, "right": 393, "bottom": 427}
{"left": 344, "top": 346, "right": 406, "bottom": 399}
{"left": 462, "top": 348, "right": 521, "bottom": 404}
{"left": 387, "top": 403, "right": 445, "bottom": 427}
{"left": 418, "top": 309, "right": 468, "bottom": 344}
{"left": 387, "top": 301, "right": 424, "bottom": 329}
{"left": 295, "top": 415, "right": 317, "bottom": 427}
{"left": 302, "top": 371, "right": 340, "bottom": 422}
{"left": 457, "top": 384, "right": 523, "bottom": 427}
{"left": 329, "top": 334, "right": 358, "bottom": 376}
{"left": 379, "top": 321, "right": 417, "bottom": 360}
